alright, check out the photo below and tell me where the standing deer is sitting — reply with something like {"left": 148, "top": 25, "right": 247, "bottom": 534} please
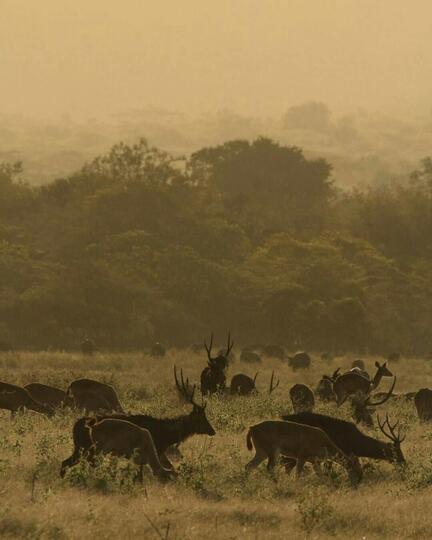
{"left": 61, "top": 367, "right": 215, "bottom": 477}
{"left": 245, "top": 420, "right": 362, "bottom": 485}
{"left": 200, "top": 332, "right": 233, "bottom": 395}
{"left": 67, "top": 378, "right": 125, "bottom": 414}
{"left": 0, "top": 381, "right": 54, "bottom": 417}
{"left": 85, "top": 418, "right": 176, "bottom": 482}
{"left": 328, "top": 361, "right": 392, "bottom": 406}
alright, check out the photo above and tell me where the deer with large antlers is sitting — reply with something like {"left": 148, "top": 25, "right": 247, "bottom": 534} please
{"left": 326, "top": 361, "right": 393, "bottom": 406}
{"left": 281, "top": 411, "right": 406, "bottom": 466}
{"left": 350, "top": 376, "right": 396, "bottom": 426}
{"left": 245, "top": 420, "right": 362, "bottom": 485}
{"left": 200, "top": 332, "right": 234, "bottom": 395}
{"left": 61, "top": 366, "right": 215, "bottom": 477}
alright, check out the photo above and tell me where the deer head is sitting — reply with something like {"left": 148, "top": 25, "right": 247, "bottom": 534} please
{"left": 204, "top": 332, "right": 233, "bottom": 371}
{"left": 174, "top": 366, "right": 215, "bottom": 436}
{"left": 377, "top": 413, "right": 406, "bottom": 463}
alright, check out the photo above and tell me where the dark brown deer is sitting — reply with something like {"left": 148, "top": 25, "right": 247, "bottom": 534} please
{"left": 350, "top": 376, "right": 396, "bottom": 426}
{"left": 200, "top": 332, "right": 233, "bottom": 394}
{"left": 61, "top": 367, "right": 215, "bottom": 477}
{"left": 245, "top": 420, "right": 362, "bottom": 485}
{"left": 287, "top": 351, "right": 311, "bottom": 370}
{"left": 86, "top": 418, "right": 176, "bottom": 482}
{"left": 230, "top": 373, "right": 258, "bottom": 395}
{"left": 67, "top": 378, "right": 125, "bottom": 414}
{"left": 289, "top": 384, "right": 315, "bottom": 413}
{"left": 330, "top": 361, "right": 392, "bottom": 406}
{"left": 281, "top": 411, "right": 406, "bottom": 465}
{"left": 414, "top": 388, "right": 432, "bottom": 422}
{"left": 24, "top": 383, "right": 74, "bottom": 409}
{"left": 0, "top": 381, "right": 54, "bottom": 417}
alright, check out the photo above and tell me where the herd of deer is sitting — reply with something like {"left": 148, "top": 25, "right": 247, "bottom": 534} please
{"left": 1, "top": 332, "right": 432, "bottom": 487}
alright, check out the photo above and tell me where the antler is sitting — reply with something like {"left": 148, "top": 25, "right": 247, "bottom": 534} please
{"left": 174, "top": 366, "right": 198, "bottom": 405}
{"left": 377, "top": 413, "right": 406, "bottom": 444}
{"left": 204, "top": 332, "right": 214, "bottom": 362}
{"left": 225, "top": 331, "right": 234, "bottom": 357}
{"left": 268, "top": 370, "right": 280, "bottom": 394}
{"left": 366, "top": 376, "right": 396, "bottom": 407}
{"left": 331, "top": 368, "right": 341, "bottom": 381}
{"left": 253, "top": 372, "right": 259, "bottom": 384}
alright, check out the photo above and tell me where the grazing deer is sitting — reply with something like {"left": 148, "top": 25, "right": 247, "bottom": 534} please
{"left": 0, "top": 381, "right": 54, "bottom": 417}
{"left": 24, "top": 383, "right": 74, "bottom": 409}
{"left": 200, "top": 332, "right": 233, "bottom": 394}
{"left": 60, "top": 367, "right": 215, "bottom": 477}
{"left": 67, "top": 378, "right": 125, "bottom": 414}
{"left": 240, "top": 349, "right": 261, "bottom": 363}
{"left": 281, "top": 411, "right": 405, "bottom": 465}
{"left": 287, "top": 351, "right": 311, "bottom": 370}
{"left": 350, "top": 376, "right": 396, "bottom": 426}
{"left": 351, "top": 359, "right": 365, "bottom": 370}
{"left": 328, "top": 361, "right": 392, "bottom": 406}
{"left": 245, "top": 420, "right": 362, "bottom": 485}
{"left": 289, "top": 384, "right": 315, "bottom": 413}
{"left": 230, "top": 373, "right": 258, "bottom": 395}
{"left": 262, "top": 345, "right": 285, "bottom": 360}
{"left": 86, "top": 418, "right": 176, "bottom": 482}
{"left": 414, "top": 388, "right": 432, "bottom": 422}
{"left": 315, "top": 375, "right": 335, "bottom": 401}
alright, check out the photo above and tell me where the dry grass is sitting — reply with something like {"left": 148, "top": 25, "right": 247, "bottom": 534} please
{"left": 0, "top": 350, "right": 431, "bottom": 539}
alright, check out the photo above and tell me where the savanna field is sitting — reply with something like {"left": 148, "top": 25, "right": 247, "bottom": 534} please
{"left": 1, "top": 351, "right": 432, "bottom": 540}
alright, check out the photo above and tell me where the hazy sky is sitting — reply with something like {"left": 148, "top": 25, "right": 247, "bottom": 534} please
{"left": 2, "top": 0, "right": 432, "bottom": 119}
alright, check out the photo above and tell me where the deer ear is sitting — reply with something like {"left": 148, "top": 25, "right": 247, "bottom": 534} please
{"left": 375, "top": 361, "right": 380, "bottom": 368}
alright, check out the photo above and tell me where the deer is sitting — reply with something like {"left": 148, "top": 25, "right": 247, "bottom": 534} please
{"left": 281, "top": 411, "right": 406, "bottom": 467}
{"left": 230, "top": 370, "right": 279, "bottom": 396}
{"left": 60, "top": 367, "right": 216, "bottom": 477}
{"left": 200, "top": 332, "right": 233, "bottom": 394}
{"left": 287, "top": 351, "right": 311, "bottom": 370}
{"left": 67, "top": 378, "right": 125, "bottom": 414}
{"left": 85, "top": 418, "right": 176, "bottom": 482}
{"left": 289, "top": 384, "right": 315, "bottom": 413}
{"left": 230, "top": 373, "right": 258, "bottom": 395}
{"left": 414, "top": 388, "right": 432, "bottom": 422}
{"left": 24, "top": 383, "right": 74, "bottom": 409}
{"left": 0, "top": 381, "right": 54, "bottom": 417}
{"left": 245, "top": 420, "right": 362, "bottom": 486}
{"left": 327, "top": 361, "right": 393, "bottom": 406}
{"left": 350, "top": 376, "right": 396, "bottom": 426}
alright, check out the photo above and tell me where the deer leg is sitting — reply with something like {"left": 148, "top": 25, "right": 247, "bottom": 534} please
{"left": 312, "top": 460, "right": 323, "bottom": 476}
{"left": 159, "top": 452, "right": 175, "bottom": 471}
{"left": 245, "top": 447, "right": 267, "bottom": 472}
{"left": 295, "top": 456, "right": 306, "bottom": 479}
{"left": 282, "top": 457, "right": 297, "bottom": 475}
{"left": 60, "top": 449, "right": 82, "bottom": 477}
{"left": 267, "top": 448, "right": 280, "bottom": 472}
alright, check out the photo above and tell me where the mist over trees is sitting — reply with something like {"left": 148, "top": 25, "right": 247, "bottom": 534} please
{"left": 1, "top": 135, "right": 432, "bottom": 354}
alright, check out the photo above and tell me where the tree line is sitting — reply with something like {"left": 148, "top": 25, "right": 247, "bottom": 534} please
{"left": 1, "top": 138, "right": 432, "bottom": 354}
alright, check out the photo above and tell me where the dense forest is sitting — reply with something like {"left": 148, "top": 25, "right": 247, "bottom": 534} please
{"left": 1, "top": 137, "right": 432, "bottom": 353}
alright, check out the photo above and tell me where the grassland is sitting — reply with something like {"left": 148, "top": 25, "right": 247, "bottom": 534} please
{"left": 0, "top": 350, "right": 431, "bottom": 539}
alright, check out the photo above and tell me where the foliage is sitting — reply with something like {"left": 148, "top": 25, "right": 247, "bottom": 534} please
{"left": 1, "top": 142, "right": 432, "bottom": 354}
